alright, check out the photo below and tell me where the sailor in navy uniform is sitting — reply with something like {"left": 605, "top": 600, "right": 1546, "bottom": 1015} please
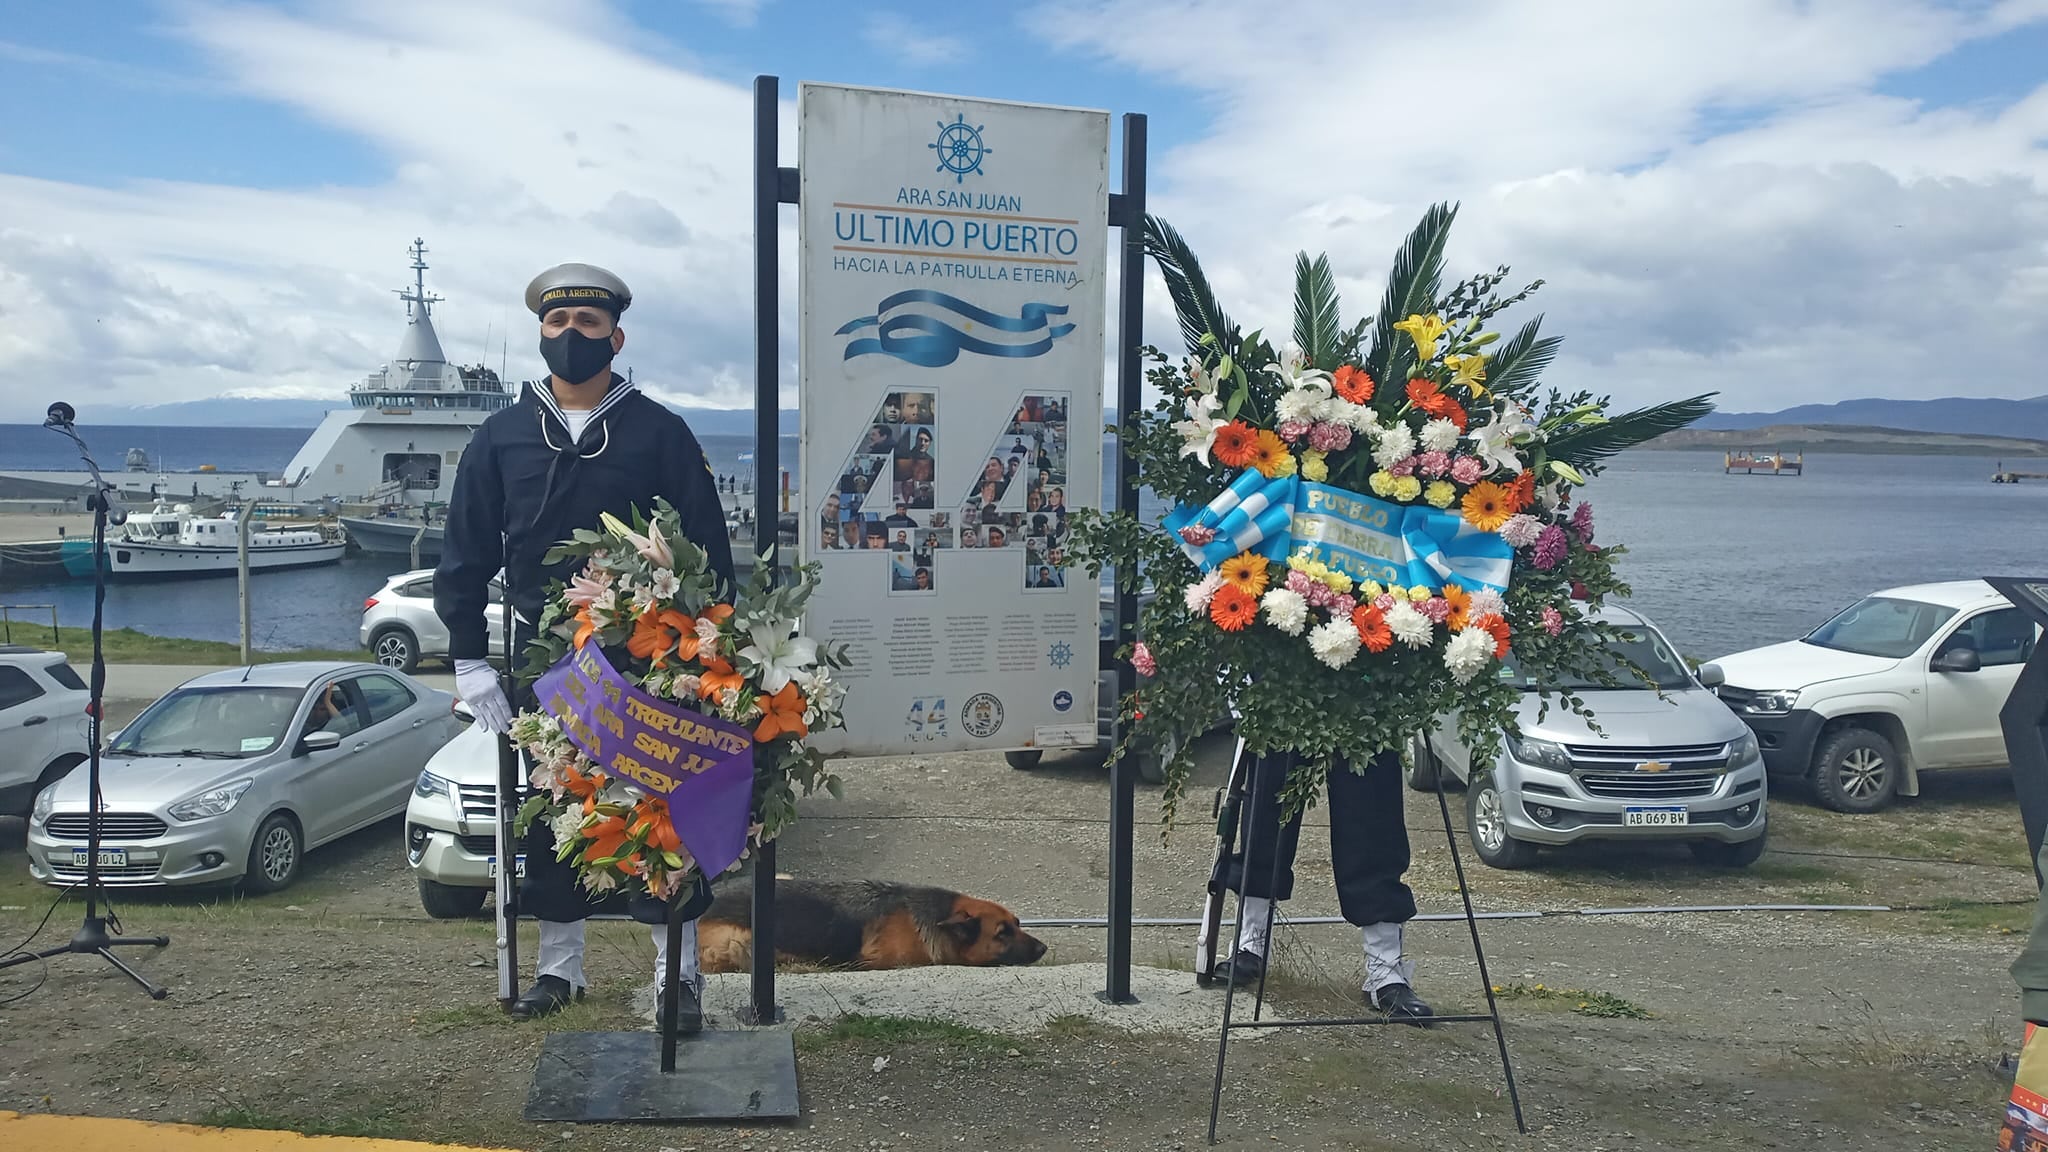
{"left": 1217, "top": 749, "right": 1435, "bottom": 1025}
{"left": 434, "top": 262, "right": 735, "bottom": 1025}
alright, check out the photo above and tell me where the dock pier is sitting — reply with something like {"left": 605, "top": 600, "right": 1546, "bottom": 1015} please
{"left": 1724, "top": 450, "right": 1803, "bottom": 476}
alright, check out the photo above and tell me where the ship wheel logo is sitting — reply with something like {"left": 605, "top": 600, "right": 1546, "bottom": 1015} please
{"left": 929, "top": 114, "right": 992, "bottom": 183}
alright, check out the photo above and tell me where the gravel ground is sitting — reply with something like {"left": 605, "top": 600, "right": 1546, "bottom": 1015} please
{"left": 0, "top": 716, "right": 2032, "bottom": 1150}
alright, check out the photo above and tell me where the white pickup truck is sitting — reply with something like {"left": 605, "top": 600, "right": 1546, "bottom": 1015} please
{"left": 1704, "top": 580, "right": 2040, "bottom": 813}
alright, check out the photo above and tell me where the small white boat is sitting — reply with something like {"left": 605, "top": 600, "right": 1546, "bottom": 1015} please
{"left": 107, "top": 500, "right": 347, "bottom": 579}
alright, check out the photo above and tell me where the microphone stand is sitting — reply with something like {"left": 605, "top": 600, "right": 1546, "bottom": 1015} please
{"left": 0, "top": 405, "right": 171, "bottom": 997}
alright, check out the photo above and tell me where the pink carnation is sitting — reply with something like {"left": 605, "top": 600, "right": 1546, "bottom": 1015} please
{"left": 1419, "top": 597, "right": 1452, "bottom": 623}
{"left": 1329, "top": 594, "right": 1357, "bottom": 618}
{"left": 1179, "top": 524, "right": 1216, "bottom": 547}
{"left": 1373, "top": 594, "right": 1397, "bottom": 612}
{"left": 1387, "top": 455, "right": 1419, "bottom": 477}
{"left": 1449, "top": 456, "right": 1485, "bottom": 486}
{"left": 1277, "top": 419, "right": 1313, "bottom": 444}
{"left": 1541, "top": 606, "right": 1565, "bottom": 636}
{"left": 1132, "top": 641, "right": 1158, "bottom": 677}
{"left": 1307, "top": 422, "right": 1352, "bottom": 452}
{"left": 1416, "top": 451, "right": 1451, "bottom": 479}
{"left": 1534, "top": 524, "right": 1568, "bottom": 570}
{"left": 1285, "top": 569, "right": 1317, "bottom": 597}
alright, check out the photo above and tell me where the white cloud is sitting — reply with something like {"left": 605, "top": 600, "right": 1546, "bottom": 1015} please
{"left": 1042, "top": 0, "right": 2048, "bottom": 413}
{"left": 862, "top": 13, "right": 970, "bottom": 67}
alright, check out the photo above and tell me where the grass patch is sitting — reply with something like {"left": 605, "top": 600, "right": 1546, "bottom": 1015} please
{"left": 796, "top": 1013, "right": 1014, "bottom": 1054}
{"left": 1899, "top": 900, "right": 2034, "bottom": 937}
{"left": 1749, "top": 859, "right": 1853, "bottom": 886}
{"left": 15, "top": 623, "right": 365, "bottom": 667}
{"left": 1491, "top": 982, "right": 1653, "bottom": 1019}
{"left": 198, "top": 1105, "right": 407, "bottom": 1140}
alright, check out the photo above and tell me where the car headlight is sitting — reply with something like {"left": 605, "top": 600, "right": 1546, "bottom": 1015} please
{"left": 31, "top": 785, "right": 56, "bottom": 826}
{"left": 415, "top": 769, "right": 455, "bottom": 801}
{"left": 1729, "top": 731, "right": 1761, "bottom": 764}
{"left": 1505, "top": 732, "right": 1573, "bottom": 772}
{"left": 1737, "top": 690, "right": 1800, "bottom": 715}
{"left": 168, "top": 780, "right": 255, "bottom": 822}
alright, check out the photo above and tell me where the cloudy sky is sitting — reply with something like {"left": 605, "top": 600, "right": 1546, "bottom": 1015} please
{"left": 2, "top": 0, "right": 2046, "bottom": 425}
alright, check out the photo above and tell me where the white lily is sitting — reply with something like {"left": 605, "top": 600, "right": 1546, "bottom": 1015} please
{"left": 601, "top": 511, "right": 675, "bottom": 568}
{"left": 1467, "top": 403, "right": 1537, "bottom": 475}
{"left": 1265, "top": 344, "right": 1332, "bottom": 393}
{"left": 1184, "top": 355, "right": 1221, "bottom": 397}
{"left": 1171, "top": 392, "right": 1225, "bottom": 465}
{"left": 739, "top": 619, "right": 819, "bottom": 694}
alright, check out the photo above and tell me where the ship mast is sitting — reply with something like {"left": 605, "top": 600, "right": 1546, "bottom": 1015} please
{"left": 395, "top": 237, "right": 443, "bottom": 321}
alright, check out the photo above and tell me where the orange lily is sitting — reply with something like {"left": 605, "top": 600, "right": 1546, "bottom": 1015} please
{"left": 580, "top": 814, "right": 630, "bottom": 862}
{"left": 698, "top": 656, "right": 745, "bottom": 700}
{"left": 754, "top": 681, "right": 810, "bottom": 742}
{"left": 560, "top": 762, "right": 598, "bottom": 800}
{"left": 573, "top": 606, "right": 598, "bottom": 650}
{"left": 627, "top": 606, "right": 695, "bottom": 668}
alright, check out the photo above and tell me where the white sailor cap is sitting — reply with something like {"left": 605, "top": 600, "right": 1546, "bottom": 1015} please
{"left": 525, "top": 262, "right": 632, "bottom": 318}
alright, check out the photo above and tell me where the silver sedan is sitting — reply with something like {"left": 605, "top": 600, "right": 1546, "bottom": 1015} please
{"left": 27, "top": 662, "right": 463, "bottom": 892}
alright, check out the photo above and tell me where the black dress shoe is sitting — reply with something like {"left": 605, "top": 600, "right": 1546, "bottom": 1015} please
{"left": 509, "top": 974, "right": 581, "bottom": 1020}
{"left": 1371, "top": 982, "right": 1435, "bottom": 1027}
{"left": 1224, "top": 949, "right": 1267, "bottom": 988}
{"left": 654, "top": 980, "right": 704, "bottom": 1035}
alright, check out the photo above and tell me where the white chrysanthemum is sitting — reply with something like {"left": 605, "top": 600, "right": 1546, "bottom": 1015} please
{"left": 1498, "top": 514, "right": 1543, "bottom": 549}
{"left": 1260, "top": 588, "right": 1310, "bottom": 636}
{"left": 1275, "top": 385, "right": 1332, "bottom": 425}
{"left": 1328, "top": 398, "right": 1380, "bottom": 435}
{"left": 1468, "top": 588, "right": 1507, "bottom": 619}
{"left": 548, "top": 808, "right": 587, "bottom": 848}
{"left": 1373, "top": 422, "right": 1417, "bottom": 466}
{"left": 1385, "top": 600, "right": 1433, "bottom": 648}
{"left": 1445, "top": 627, "right": 1497, "bottom": 684}
{"left": 1419, "top": 418, "right": 1461, "bottom": 453}
{"left": 1308, "top": 620, "right": 1362, "bottom": 669}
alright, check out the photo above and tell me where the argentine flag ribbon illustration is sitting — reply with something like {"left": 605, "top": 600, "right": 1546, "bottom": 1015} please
{"left": 836, "top": 289, "right": 1075, "bottom": 367}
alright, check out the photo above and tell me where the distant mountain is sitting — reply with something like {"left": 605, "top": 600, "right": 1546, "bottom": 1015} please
{"left": 1697, "top": 395, "right": 2048, "bottom": 441}
{"left": 53, "top": 397, "right": 800, "bottom": 437}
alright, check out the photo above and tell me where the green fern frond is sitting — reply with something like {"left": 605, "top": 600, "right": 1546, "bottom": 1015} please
{"left": 1292, "top": 251, "right": 1342, "bottom": 369}
{"left": 1143, "top": 214, "right": 1235, "bottom": 358}
{"left": 1546, "top": 395, "right": 1718, "bottom": 466}
{"left": 1366, "top": 202, "right": 1458, "bottom": 383}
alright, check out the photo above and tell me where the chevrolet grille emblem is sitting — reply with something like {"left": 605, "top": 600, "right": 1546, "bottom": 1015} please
{"left": 1635, "top": 760, "right": 1671, "bottom": 774}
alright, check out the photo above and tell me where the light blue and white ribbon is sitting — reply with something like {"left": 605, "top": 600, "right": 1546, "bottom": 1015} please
{"left": 1399, "top": 507, "right": 1515, "bottom": 594}
{"left": 835, "top": 290, "right": 1074, "bottom": 367}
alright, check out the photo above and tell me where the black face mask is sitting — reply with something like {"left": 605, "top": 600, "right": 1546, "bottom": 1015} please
{"left": 539, "top": 329, "right": 616, "bottom": 384}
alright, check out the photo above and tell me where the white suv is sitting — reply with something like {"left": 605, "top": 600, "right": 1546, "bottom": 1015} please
{"left": 1705, "top": 580, "right": 2041, "bottom": 813}
{"left": 0, "top": 646, "right": 93, "bottom": 819}
{"left": 360, "top": 569, "right": 505, "bottom": 674}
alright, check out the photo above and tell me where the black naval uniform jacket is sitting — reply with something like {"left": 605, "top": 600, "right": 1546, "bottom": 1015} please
{"left": 433, "top": 375, "right": 735, "bottom": 926}
{"left": 433, "top": 374, "right": 736, "bottom": 662}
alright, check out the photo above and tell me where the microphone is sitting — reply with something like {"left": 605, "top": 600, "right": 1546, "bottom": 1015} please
{"left": 45, "top": 401, "right": 76, "bottom": 428}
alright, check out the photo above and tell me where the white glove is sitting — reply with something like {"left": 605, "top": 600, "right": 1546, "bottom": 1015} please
{"left": 454, "top": 658, "right": 514, "bottom": 733}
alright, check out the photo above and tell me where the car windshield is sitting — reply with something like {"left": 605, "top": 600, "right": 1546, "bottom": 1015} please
{"left": 1497, "top": 626, "right": 1694, "bottom": 692}
{"left": 108, "top": 686, "right": 305, "bottom": 758}
{"left": 1803, "top": 596, "right": 1957, "bottom": 659}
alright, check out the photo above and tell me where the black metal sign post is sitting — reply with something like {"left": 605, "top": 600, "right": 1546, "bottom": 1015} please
{"left": 1987, "top": 577, "right": 2048, "bottom": 887}
{"left": 1102, "top": 111, "right": 1147, "bottom": 1007}
{"left": 1204, "top": 738, "right": 1525, "bottom": 1144}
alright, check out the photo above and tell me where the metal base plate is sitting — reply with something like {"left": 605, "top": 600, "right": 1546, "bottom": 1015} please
{"left": 523, "top": 1030, "right": 800, "bottom": 1122}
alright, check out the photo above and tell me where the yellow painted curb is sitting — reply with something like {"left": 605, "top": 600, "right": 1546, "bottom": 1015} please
{"left": 0, "top": 1111, "right": 522, "bottom": 1152}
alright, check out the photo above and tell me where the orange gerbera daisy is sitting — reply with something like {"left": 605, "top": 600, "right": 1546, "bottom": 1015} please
{"left": 1442, "top": 583, "right": 1472, "bottom": 632}
{"left": 1247, "top": 430, "right": 1292, "bottom": 478}
{"left": 1218, "top": 552, "right": 1270, "bottom": 598}
{"left": 1471, "top": 612, "right": 1512, "bottom": 659}
{"left": 1405, "top": 378, "right": 1470, "bottom": 432}
{"left": 1461, "top": 480, "right": 1513, "bottom": 532}
{"left": 1212, "top": 421, "right": 1259, "bottom": 469}
{"left": 1332, "top": 365, "right": 1376, "bottom": 404}
{"left": 1209, "top": 584, "right": 1258, "bottom": 632}
{"left": 1508, "top": 470, "right": 1536, "bottom": 512}
{"left": 1351, "top": 604, "right": 1393, "bottom": 653}
{"left": 754, "top": 681, "right": 810, "bottom": 742}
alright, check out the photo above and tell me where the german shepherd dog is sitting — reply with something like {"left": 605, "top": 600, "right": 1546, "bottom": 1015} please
{"left": 696, "top": 879, "right": 1047, "bottom": 973}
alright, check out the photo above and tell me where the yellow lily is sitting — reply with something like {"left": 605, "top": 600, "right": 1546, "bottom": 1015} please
{"left": 1445, "top": 353, "right": 1489, "bottom": 398}
{"left": 1392, "top": 314, "right": 1447, "bottom": 363}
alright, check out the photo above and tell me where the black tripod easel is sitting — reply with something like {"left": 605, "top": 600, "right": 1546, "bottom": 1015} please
{"left": 1200, "top": 733, "right": 1523, "bottom": 1145}
{"left": 0, "top": 403, "right": 171, "bottom": 998}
